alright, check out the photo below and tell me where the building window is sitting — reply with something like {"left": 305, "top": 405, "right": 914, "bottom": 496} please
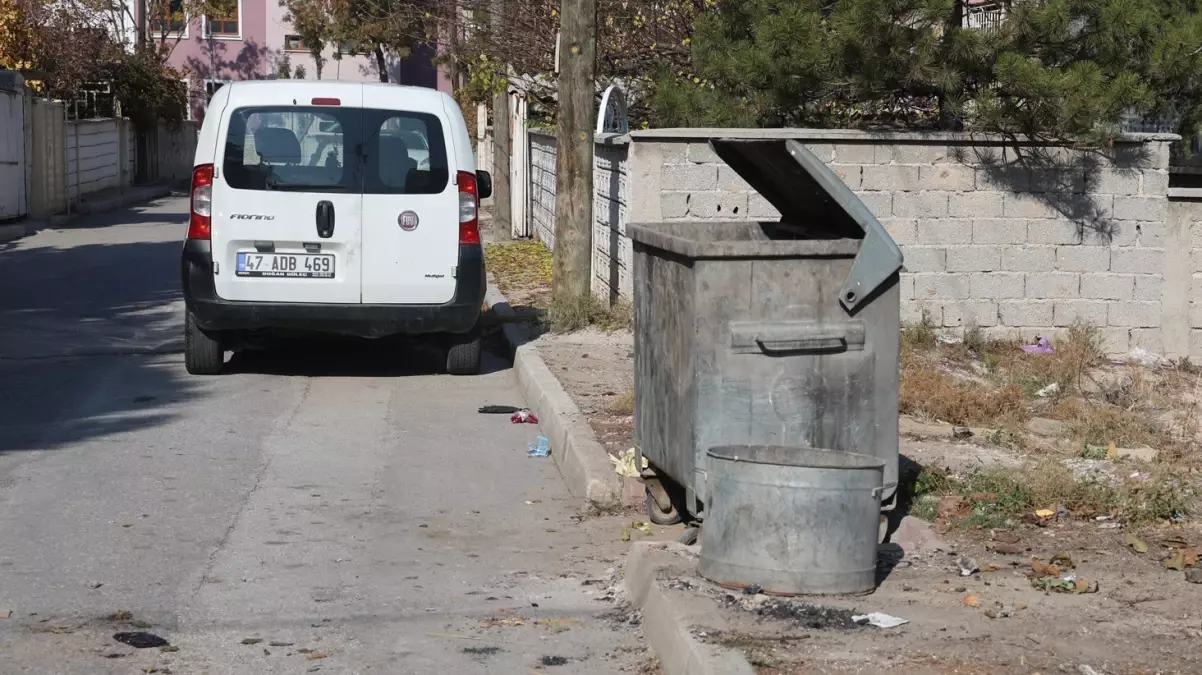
{"left": 205, "top": 0, "right": 240, "bottom": 39}
{"left": 205, "top": 79, "right": 231, "bottom": 101}
{"left": 962, "top": 1, "right": 1007, "bottom": 30}
{"left": 151, "top": 0, "right": 187, "bottom": 36}
{"left": 284, "top": 34, "right": 309, "bottom": 52}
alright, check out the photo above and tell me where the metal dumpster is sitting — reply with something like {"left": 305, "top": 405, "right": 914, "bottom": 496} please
{"left": 629, "top": 139, "right": 904, "bottom": 525}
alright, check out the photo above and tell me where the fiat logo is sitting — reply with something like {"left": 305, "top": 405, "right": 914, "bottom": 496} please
{"left": 399, "top": 211, "right": 419, "bottom": 231}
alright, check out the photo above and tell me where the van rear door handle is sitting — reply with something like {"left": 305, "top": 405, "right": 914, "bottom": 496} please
{"left": 316, "top": 201, "right": 335, "bottom": 238}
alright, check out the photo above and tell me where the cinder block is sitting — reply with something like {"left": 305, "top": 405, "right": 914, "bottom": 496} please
{"left": 999, "top": 300, "right": 1054, "bottom": 326}
{"left": 688, "top": 192, "right": 748, "bottom": 219}
{"left": 882, "top": 219, "right": 918, "bottom": 246}
{"left": 902, "top": 301, "right": 939, "bottom": 325}
{"left": 976, "top": 167, "right": 1032, "bottom": 192}
{"left": 1142, "top": 170, "right": 1170, "bottom": 196}
{"left": 1055, "top": 246, "right": 1111, "bottom": 272}
{"left": 1191, "top": 303, "right": 1202, "bottom": 329}
{"left": 1193, "top": 250, "right": 1202, "bottom": 274}
{"left": 834, "top": 143, "right": 874, "bottom": 164}
{"left": 1191, "top": 330, "right": 1202, "bottom": 362}
{"left": 942, "top": 301, "right": 999, "bottom": 327}
{"left": 1030, "top": 170, "right": 1085, "bottom": 194}
{"left": 1001, "top": 245, "right": 1056, "bottom": 272}
{"left": 748, "top": 193, "right": 780, "bottom": 219}
{"left": 946, "top": 246, "right": 1002, "bottom": 272}
{"left": 854, "top": 191, "right": 893, "bottom": 219}
{"left": 1129, "top": 328, "right": 1164, "bottom": 353}
{"left": 893, "top": 192, "right": 950, "bottom": 218}
{"left": 973, "top": 218, "right": 1027, "bottom": 244}
{"left": 1004, "top": 193, "right": 1059, "bottom": 219}
{"left": 861, "top": 165, "right": 920, "bottom": 192}
{"left": 892, "top": 144, "right": 950, "bottom": 165}
{"left": 912, "top": 272, "right": 970, "bottom": 299}
{"left": 1134, "top": 275, "right": 1163, "bottom": 302}
{"left": 1100, "top": 327, "right": 1132, "bottom": 355}
{"left": 687, "top": 142, "right": 720, "bottom": 164}
{"left": 1025, "top": 272, "right": 1081, "bottom": 299}
{"left": 1081, "top": 274, "right": 1134, "bottom": 301}
{"left": 1111, "top": 248, "right": 1166, "bottom": 274}
{"left": 828, "top": 165, "right": 863, "bottom": 190}
{"left": 661, "top": 192, "right": 690, "bottom": 219}
{"left": 970, "top": 272, "right": 1025, "bottom": 299}
{"left": 949, "top": 192, "right": 1005, "bottom": 218}
{"left": 919, "top": 165, "right": 975, "bottom": 191}
{"left": 803, "top": 143, "right": 836, "bottom": 163}
{"left": 662, "top": 163, "right": 717, "bottom": 191}
{"left": 1089, "top": 169, "right": 1141, "bottom": 195}
{"left": 917, "top": 219, "right": 972, "bottom": 244}
{"left": 1028, "top": 218, "right": 1086, "bottom": 243}
{"left": 901, "top": 247, "right": 947, "bottom": 273}
{"left": 718, "top": 166, "right": 755, "bottom": 193}
{"left": 1053, "top": 300, "right": 1109, "bottom": 327}
{"left": 1113, "top": 196, "right": 1168, "bottom": 222}
{"left": 659, "top": 143, "right": 688, "bottom": 163}
{"left": 872, "top": 145, "right": 896, "bottom": 164}
{"left": 1108, "top": 301, "right": 1161, "bottom": 328}
{"left": 1106, "top": 221, "right": 1140, "bottom": 247}
{"left": 1136, "top": 222, "right": 1167, "bottom": 247}
{"left": 898, "top": 273, "right": 915, "bottom": 301}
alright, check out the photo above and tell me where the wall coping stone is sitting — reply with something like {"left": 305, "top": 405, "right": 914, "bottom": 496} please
{"left": 629, "top": 127, "right": 1180, "bottom": 145}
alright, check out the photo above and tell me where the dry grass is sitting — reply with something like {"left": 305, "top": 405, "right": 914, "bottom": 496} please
{"left": 900, "top": 369, "right": 1029, "bottom": 427}
{"left": 609, "top": 390, "right": 636, "bottom": 416}
{"left": 549, "top": 293, "right": 634, "bottom": 334}
{"left": 485, "top": 241, "right": 553, "bottom": 308}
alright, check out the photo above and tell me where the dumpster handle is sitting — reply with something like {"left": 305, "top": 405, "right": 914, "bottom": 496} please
{"left": 872, "top": 482, "right": 898, "bottom": 499}
{"left": 756, "top": 335, "right": 845, "bottom": 353}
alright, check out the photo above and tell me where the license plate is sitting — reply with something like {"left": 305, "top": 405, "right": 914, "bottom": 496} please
{"left": 236, "top": 252, "right": 335, "bottom": 279}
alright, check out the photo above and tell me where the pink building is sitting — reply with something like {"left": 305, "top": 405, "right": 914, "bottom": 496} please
{"left": 140, "top": 1, "right": 452, "bottom": 120}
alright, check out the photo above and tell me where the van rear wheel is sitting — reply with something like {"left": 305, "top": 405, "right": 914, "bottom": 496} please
{"left": 184, "top": 313, "right": 224, "bottom": 375}
{"left": 444, "top": 325, "right": 482, "bottom": 376}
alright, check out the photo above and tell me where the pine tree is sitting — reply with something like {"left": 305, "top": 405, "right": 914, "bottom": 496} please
{"left": 653, "top": 0, "right": 1202, "bottom": 143}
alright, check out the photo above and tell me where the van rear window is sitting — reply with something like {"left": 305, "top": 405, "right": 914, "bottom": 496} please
{"left": 222, "top": 107, "right": 449, "bottom": 195}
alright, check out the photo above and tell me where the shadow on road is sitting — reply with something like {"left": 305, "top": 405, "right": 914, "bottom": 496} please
{"left": 227, "top": 336, "right": 512, "bottom": 378}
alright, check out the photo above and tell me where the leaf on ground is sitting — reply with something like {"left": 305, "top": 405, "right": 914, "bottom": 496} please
{"left": 1029, "top": 558, "right": 1060, "bottom": 579}
{"left": 1125, "top": 533, "right": 1149, "bottom": 554}
{"left": 241, "top": 638, "right": 263, "bottom": 645}
{"left": 962, "top": 594, "right": 981, "bottom": 608}
{"left": 306, "top": 650, "right": 328, "bottom": 660}
{"left": 1050, "top": 552, "right": 1074, "bottom": 569}
{"left": 1166, "top": 550, "right": 1186, "bottom": 571}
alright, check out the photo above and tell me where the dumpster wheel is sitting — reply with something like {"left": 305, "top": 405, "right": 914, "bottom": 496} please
{"left": 643, "top": 478, "right": 683, "bottom": 526}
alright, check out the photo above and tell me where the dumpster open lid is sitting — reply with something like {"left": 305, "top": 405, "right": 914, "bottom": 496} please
{"left": 710, "top": 138, "right": 904, "bottom": 312}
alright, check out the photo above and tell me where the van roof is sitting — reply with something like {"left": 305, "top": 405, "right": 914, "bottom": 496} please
{"left": 222, "top": 80, "right": 452, "bottom": 108}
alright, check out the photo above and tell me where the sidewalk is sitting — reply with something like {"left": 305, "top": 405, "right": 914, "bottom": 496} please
{"left": 0, "top": 182, "right": 177, "bottom": 244}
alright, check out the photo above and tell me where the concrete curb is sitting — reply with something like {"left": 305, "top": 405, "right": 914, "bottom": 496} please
{"left": 0, "top": 184, "right": 174, "bottom": 244}
{"left": 485, "top": 282, "right": 622, "bottom": 510}
{"left": 624, "top": 542, "right": 755, "bottom": 675}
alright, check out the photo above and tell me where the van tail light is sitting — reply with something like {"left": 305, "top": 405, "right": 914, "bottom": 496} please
{"left": 457, "top": 170, "right": 480, "bottom": 245}
{"left": 188, "top": 164, "right": 214, "bottom": 240}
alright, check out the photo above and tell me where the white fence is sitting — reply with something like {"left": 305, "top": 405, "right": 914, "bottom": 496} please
{"left": 67, "top": 119, "right": 134, "bottom": 202}
{"left": 0, "top": 82, "right": 26, "bottom": 220}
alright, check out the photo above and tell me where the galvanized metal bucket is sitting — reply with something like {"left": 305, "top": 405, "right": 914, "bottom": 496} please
{"left": 698, "top": 445, "right": 889, "bottom": 596}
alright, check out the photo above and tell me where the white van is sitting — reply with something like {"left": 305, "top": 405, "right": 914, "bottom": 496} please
{"left": 180, "top": 81, "right": 492, "bottom": 375}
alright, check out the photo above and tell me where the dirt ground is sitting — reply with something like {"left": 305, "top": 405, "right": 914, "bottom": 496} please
{"left": 536, "top": 329, "right": 636, "bottom": 460}
{"left": 665, "top": 510, "right": 1202, "bottom": 675}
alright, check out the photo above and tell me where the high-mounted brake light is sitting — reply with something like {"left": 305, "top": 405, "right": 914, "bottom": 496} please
{"left": 188, "top": 164, "right": 214, "bottom": 240}
{"left": 457, "top": 171, "right": 480, "bottom": 245}
{"left": 311, "top": 97, "right": 341, "bottom": 106}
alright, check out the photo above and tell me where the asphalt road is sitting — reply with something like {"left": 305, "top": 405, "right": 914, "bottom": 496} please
{"left": 0, "top": 198, "right": 644, "bottom": 674}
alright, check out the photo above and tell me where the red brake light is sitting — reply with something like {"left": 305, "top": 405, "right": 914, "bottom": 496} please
{"left": 311, "top": 97, "right": 341, "bottom": 106}
{"left": 188, "top": 164, "right": 214, "bottom": 240}
{"left": 457, "top": 170, "right": 480, "bottom": 245}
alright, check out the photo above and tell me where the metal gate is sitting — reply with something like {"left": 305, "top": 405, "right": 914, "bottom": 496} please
{"left": 0, "top": 74, "right": 27, "bottom": 221}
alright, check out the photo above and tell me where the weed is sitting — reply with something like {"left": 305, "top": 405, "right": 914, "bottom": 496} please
{"left": 549, "top": 293, "right": 633, "bottom": 333}
{"left": 900, "top": 311, "right": 938, "bottom": 354}
{"left": 962, "top": 322, "right": 987, "bottom": 354}
{"left": 1053, "top": 398, "right": 1167, "bottom": 448}
{"left": 609, "top": 390, "right": 636, "bottom": 416}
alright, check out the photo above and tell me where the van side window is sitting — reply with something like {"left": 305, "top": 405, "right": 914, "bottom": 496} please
{"left": 362, "top": 111, "right": 448, "bottom": 195}
{"left": 223, "top": 108, "right": 357, "bottom": 192}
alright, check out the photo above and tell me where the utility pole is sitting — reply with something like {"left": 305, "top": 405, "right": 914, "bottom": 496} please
{"left": 490, "top": 0, "right": 511, "bottom": 239}
{"left": 551, "top": 0, "right": 596, "bottom": 301}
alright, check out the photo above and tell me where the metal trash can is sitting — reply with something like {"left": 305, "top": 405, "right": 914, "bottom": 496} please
{"left": 629, "top": 139, "right": 904, "bottom": 524}
{"left": 698, "top": 446, "right": 887, "bottom": 596}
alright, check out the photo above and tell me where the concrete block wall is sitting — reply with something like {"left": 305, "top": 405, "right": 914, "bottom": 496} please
{"left": 529, "top": 130, "right": 557, "bottom": 250}
{"left": 625, "top": 128, "right": 1184, "bottom": 357}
